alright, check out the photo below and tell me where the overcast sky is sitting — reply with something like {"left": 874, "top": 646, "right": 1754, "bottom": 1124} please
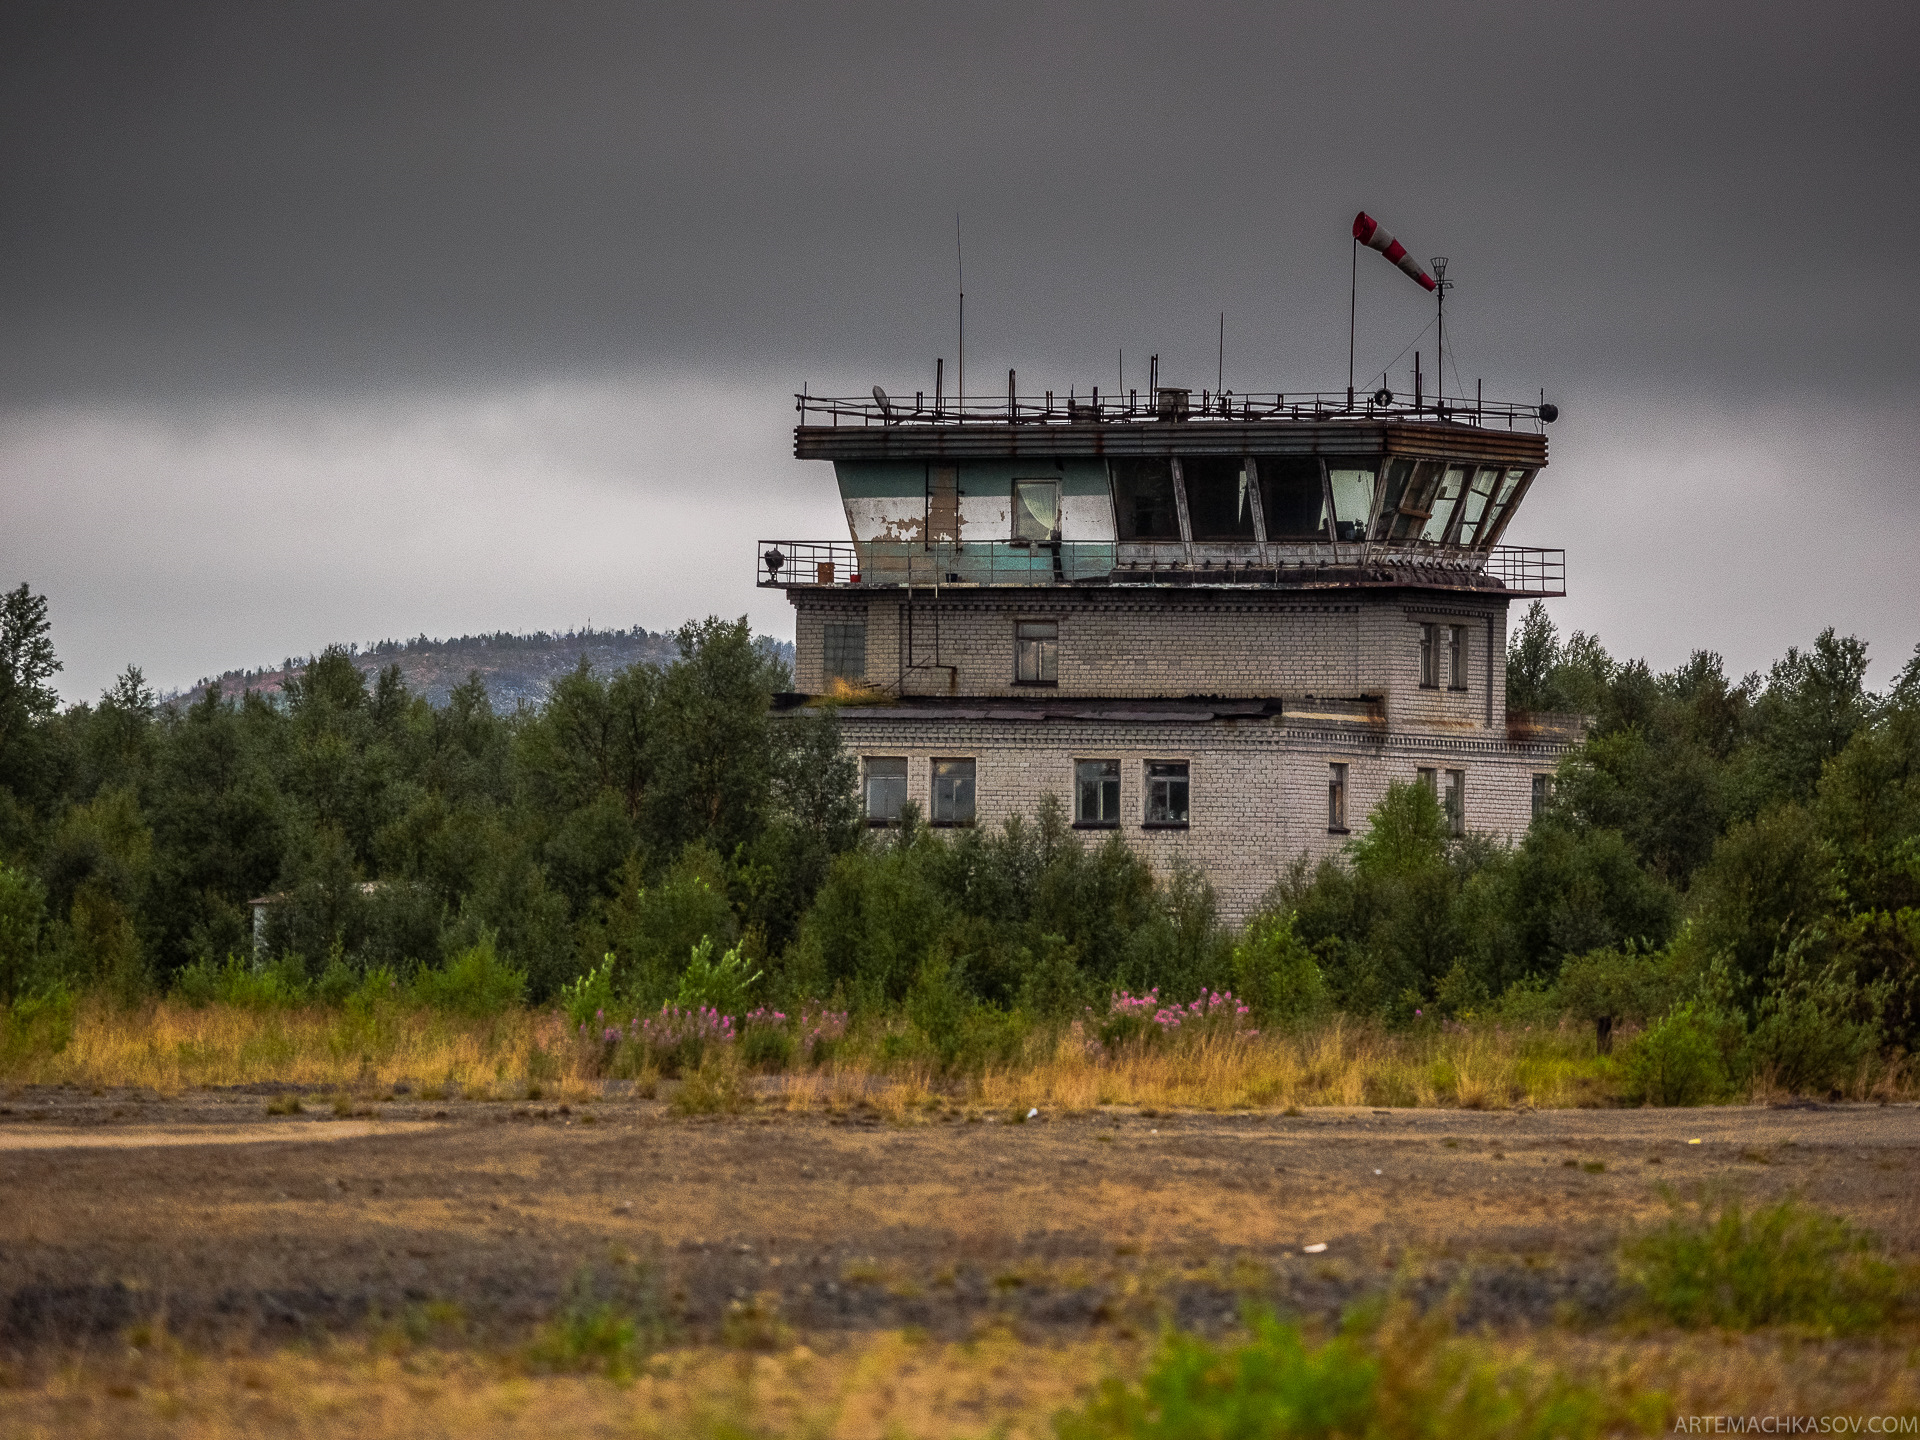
{"left": 4, "top": 0, "right": 1916, "bottom": 701}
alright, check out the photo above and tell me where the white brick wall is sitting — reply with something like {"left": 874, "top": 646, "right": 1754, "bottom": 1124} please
{"left": 832, "top": 713, "right": 1568, "bottom": 924}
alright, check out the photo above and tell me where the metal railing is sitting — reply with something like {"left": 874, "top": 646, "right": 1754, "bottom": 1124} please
{"left": 757, "top": 541, "right": 1566, "bottom": 596}
{"left": 796, "top": 386, "right": 1553, "bottom": 431}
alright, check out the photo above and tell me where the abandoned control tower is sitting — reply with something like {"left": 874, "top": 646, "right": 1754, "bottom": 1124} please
{"left": 760, "top": 360, "right": 1573, "bottom": 923}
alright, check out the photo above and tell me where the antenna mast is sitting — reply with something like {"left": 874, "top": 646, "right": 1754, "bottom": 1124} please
{"left": 955, "top": 215, "right": 965, "bottom": 408}
{"left": 1347, "top": 234, "right": 1358, "bottom": 408}
{"left": 1431, "top": 256, "right": 1451, "bottom": 404}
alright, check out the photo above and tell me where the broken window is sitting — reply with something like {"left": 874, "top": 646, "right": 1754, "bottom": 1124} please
{"left": 1444, "top": 769, "right": 1465, "bottom": 836}
{"left": 1328, "top": 762, "right": 1349, "bottom": 833}
{"left": 1109, "top": 458, "right": 1181, "bottom": 541}
{"left": 1447, "top": 624, "right": 1467, "bottom": 692}
{"left": 863, "top": 757, "right": 907, "bottom": 826}
{"left": 931, "top": 758, "right": 976, "bottom": 826}
{"left": 822, "top": 620, "right": 866, "bottom": 685}
{"left": 1420, "top": 465, "right": 1468, "bottom": 544}
{"left": 1255, "top": 456, "right": 1328, "bottom": 540}
{"left": 1180, "top": 456, "right": 1256, "bottom": 540}
{"left": 1144, "top": 761, "right": 1189, "bottom": 827}
{"left": 1012, "top": 479, "right": 1059, "bottom": 542}
{"left": 1075, "top": 759, "right": 1121, "bottom": 827}
{"left": 1014, "top": 619, "right": 1058, "bottom": 684}
{"left": 1419, "top": 623, "right": 1440, "bottom": 688}
{"left": 1531, "top": 773, "right": 1555, "bottom": 820}
{"left": 1326, "top": 459, "right": 1376, "bottom": 542}
{"left": 927, "top": 465, "right": 959, "bottom": 546}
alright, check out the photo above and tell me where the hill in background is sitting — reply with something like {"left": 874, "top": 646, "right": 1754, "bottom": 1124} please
{"left": 176, "top": 626, "right": 797, "bottom": 710}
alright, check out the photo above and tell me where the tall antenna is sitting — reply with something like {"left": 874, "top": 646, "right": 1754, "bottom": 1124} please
{"left": 955, "top": 214, "right": 965, "bottom": 406}
{"left": 1118, "top": 348, "right": 1123, "bottom": 397}
{"left": 1431, "top": 257, "right": 1451, "bottom": 403}
{"left": 1347, "top": 233, "right": 1358, "bottom": 408}
{"left": 1217, "top": 312, "right": 1225, "bottom": 395}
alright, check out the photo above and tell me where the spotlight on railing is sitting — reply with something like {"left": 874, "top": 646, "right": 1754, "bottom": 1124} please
{"left": 764, "top": 547, "right": 785, "bottom": 580}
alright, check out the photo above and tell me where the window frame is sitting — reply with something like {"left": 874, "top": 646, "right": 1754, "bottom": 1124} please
{"left": 1143, "top": 759, "right": 1191, "bottom": 829}
{"left": 1074, "top": 758, "right": 1122, "bottom": 829}
{"left": 930, "top": 757, "right": 977, "bottom": 828}
{"left": 822, "top": 619, "right": 867, "bottom": 686}
{"left": 1447, "top": 624, "right": 1467, "bottom": 692}
{"left": 862, "top": 756, "right": 908, "bottom": 828}
{"left": 1010, "top": 478, "right": 1061, "bottom": 544}
{"left": 1531, "top": 772, "right": 1555, "bottom": 820}
{"left": 1419, "top": 623, "right": 1440, "bottom": 689}
{"left": 1013, "top": 618, "right": 1059, "bottom": 686}
{"left": 1328, "top": 761, "right": 1350, "bottom": 834}
{"left": 1443, "top": 768, "right": 1466, "bottom": 837}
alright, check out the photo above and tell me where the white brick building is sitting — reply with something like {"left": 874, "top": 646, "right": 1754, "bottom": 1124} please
{"left": 763, "top": 384, "right": 1572, "bottom": 923}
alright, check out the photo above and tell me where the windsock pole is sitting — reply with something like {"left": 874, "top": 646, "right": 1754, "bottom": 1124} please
{"left": 1347, "top": 236, "right": 1358, "bottom": 408}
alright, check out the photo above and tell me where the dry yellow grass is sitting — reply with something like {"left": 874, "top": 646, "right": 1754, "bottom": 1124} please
{"left": 8, "top": 998, "right": 1915, "bottom": 1111}
{"left": 1, "top": 1323, "right": 1915, "bottom": 1439}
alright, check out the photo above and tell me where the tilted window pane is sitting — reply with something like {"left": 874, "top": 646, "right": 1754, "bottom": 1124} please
{"left": 1387, "top": 460, "right": 1445, "bottom": 542}
{"left": 864, "top": 757, "right": 908, "bottom": 825}
{"left": 1255, "top": 456, "right": 1328, "bottom": 540}
{"left": 1181, "top": 456, "right": 1256, "bottom": 540}
{"left": 1326, "top": 460, "right": 1376, "bottom": 541}
{"left": 1420, "top": 465, "right": 1468, "bottom": 543}
{"left": 1076, "top": 758, "right": 1121, "bottom": 825}
{"left": 1453, "top": 467, "right": 1501, "bottom": 546}
{"left": 1109, "top": 458, "right": 1181, "bottom": 541}
{"left": 931, "top": 758, "right": 976, "bottom": 825}
{"left": 1012, "top": 480, "right": 1059, "bottom": 541}
{"left": 1145, "top": 760, "right": 1189, "bottom": 825}
{"left": 823, "top": 621, "right": 866, "bottom": 684}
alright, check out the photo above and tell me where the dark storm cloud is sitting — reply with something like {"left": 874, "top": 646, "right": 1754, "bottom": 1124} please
{"left": 4, "top": 0, "right": 1916, "bottom": 404}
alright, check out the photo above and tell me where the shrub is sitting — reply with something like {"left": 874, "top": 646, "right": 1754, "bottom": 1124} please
{"left": 558, "top": 952, "right": 620, "bottom": 1029}
{"left": 672, "top": 936, "right": 761, "bottom": 1016}
{"left": 0, "top": 985, "right": 76, "bottom": 1069}
{"left": 634, "top": 1001, "right": 735, "bottom": 1077}
{"left": 411, "top": 934, "right": 527, "bottom": 1016}
{"left": 524, "top": 1255, "right": 669, "bottom": 1379}
{"left": 0, "top": 863, "right": 48, "bottom": 1003}
{"left": 1745, "top": 932, "right": 1886, "bottom": 1096}
{"left": 598, "top": 848, "right": 738, "bottom": 1005}
{"left": 1624, "top": 1197, "right": 1903, "bottom": 1333}
{"left": 1230, "top": 911, "right": 1328, "bottom": 1024}
{"left": 1619, "top": 1002, "right": 1732, "bottom": 1106}
{"left": 740, "top": 1007, "right": 795, "bottom": 1069}
{"left": 171, "top": 952, "right": 310, "bottom": 1009}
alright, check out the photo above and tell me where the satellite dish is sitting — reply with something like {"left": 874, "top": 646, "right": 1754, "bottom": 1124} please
{"left": 872, "top": 386, "right": 892, "bottom": 419}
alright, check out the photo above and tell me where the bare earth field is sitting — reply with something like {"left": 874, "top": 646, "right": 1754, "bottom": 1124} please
{"left": 0, "top": 1091, "right": 1915, "bottom": 1435}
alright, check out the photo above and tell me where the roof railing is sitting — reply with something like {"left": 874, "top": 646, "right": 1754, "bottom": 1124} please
{"left": 797, "top": 387, "right": 1555, "bottom": 431}
{"left": 756, "top": 541, "right": 1565, "bottom": 597}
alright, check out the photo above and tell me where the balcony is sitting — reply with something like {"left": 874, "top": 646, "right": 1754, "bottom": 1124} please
{"left": 757, "top": 541, "right": 1566, "bottom": 597}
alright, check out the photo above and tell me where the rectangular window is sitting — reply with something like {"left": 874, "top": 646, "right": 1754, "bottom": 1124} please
{"left": 823, "top": 620, "right": 866, "bottom": 685}
{"left": 1326, "top": 459, "right": 1377, "bottom": 542}
{"left": 927, "top": 465, "right": 959, "bottom": 546}
{"left": 1075, "top": 759, "right": 1121, "bottom": 827}
{"left": 1254, "top": 456, "right": 1328, "bottom": 540}
{"left": 1109, "top": 458, "right": 1182, "bottom": 541}
{"left": 1328, "top": 762, "right": 1349, "bottom": 833}
{"left": 1420, "top": 465, "right": 1468, "bottom": 543}
{"left": 1444, "top": 769, "right": 1465, "bottom": 837}
{"left": 1531, "top": 773, "right": 1555, "bottom": 819}
{"left": 1419, "top": 623, "right": 1439, "bottom": 688}
{"left": 1447, "top": 625, "right": 1466, "bottom": 692}
{"left": 1180, "top": 456, "right": 1257, "bottom": 540}
{"left": 863, "top": 757, "right": 907, "bottom": 826}
{"left": 931, "top": 758, "right": 976, "bottom": 826}
{"left": 1014, "top": 620, "right": 1059, "bottom": 684}
{"left": 1012, "top": 479, "right": 1060, "bottom": 542}
{"left": 1144, "top": 761, "right": 1190, "bottom": 827}
{"left": 1453, "top": 466, "right": 1501, "bottom": 546}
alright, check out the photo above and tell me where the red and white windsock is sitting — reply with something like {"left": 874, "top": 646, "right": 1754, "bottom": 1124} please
{"left": 1352, "top": 212, "right": 1437, "bottom": 292}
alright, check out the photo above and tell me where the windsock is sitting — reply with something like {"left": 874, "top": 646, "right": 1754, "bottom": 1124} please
{"left": 1352, "top": 212, "right": 1437, "bottom": 292}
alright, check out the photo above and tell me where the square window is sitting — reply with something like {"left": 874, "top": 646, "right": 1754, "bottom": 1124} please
{"left": 1075, "top": 759, "right": 1120, "bottom": 826}
{"left": 823, "top": 620, "right": 866, "bottom": 685}
{"left": 1444, "top": 769, "right": 1465, "bottom": 837}
{"left": 863, "top": 757, "right": 907, "bottom": 826}
{"left": 1012, "top": 480, "right": 1060, "bottom": 542}
{"left": 1531, "top": 773, "right": 1555, "bottom": 820}
{"left": 931, "top": 758, "right": 976, "bottom": 826}
{"left": 1144, "top": 761, "right": 1189, "bottom": 827}
{"left": 1328, "top": 762, "right": 1349, "bottom": 833}
{"left": 1015, "top": 620, "right": 1058, "bottom": 684}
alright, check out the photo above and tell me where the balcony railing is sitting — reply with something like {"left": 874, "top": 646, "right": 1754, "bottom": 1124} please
{"left": 757, "top": 542, "right": 1566, "bottom": 596}
{"left": 797, "top": 387, "right": 1554, "bottom": 431}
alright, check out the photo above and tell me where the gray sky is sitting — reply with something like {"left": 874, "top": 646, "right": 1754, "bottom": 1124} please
{"left": 4, "top": 0, "right": 1916, "bottom": 700}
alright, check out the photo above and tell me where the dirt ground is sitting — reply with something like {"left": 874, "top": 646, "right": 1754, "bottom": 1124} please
{"left": 2, "top": 1087, "right": 1915, "bottom": 1357}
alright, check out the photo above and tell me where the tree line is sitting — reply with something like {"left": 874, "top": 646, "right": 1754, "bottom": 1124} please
{"left": 1, "top": 581, "right": 1915, "bottom": 1090}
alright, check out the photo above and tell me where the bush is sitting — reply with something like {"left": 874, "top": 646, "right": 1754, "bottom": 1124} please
{"left": 411, "top": 934, "right": 527, "bottom": 1016}
{"left": 0, "top": 985, "right": 76, "bottom": 1069}
{"left": 1624, "top": 1197, "right": 1903, "bottom": 1333}
{"left": 0, "top": 863, "right": 48, "bottom": 1003}
{"left": 672, "top": 936, "right": 761, "bottom": 1015}
{"left": 1745, "top": 932, "right": 1886, "bottom": 1096}
{"left": 1231, "top": 911, "right": 1328, "bottom": 1024}
{"left": 1619, "top": 1001, "right": 1733, "bottom": 1105}
{"left": 558, "top": 952, "right": 620, "bottom": 1029}
{"left": 598, "top": 848, "right": 738, "bottom": 1005}
{"left": 171, "top": 952, "right": 310, "bottom": 1009}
